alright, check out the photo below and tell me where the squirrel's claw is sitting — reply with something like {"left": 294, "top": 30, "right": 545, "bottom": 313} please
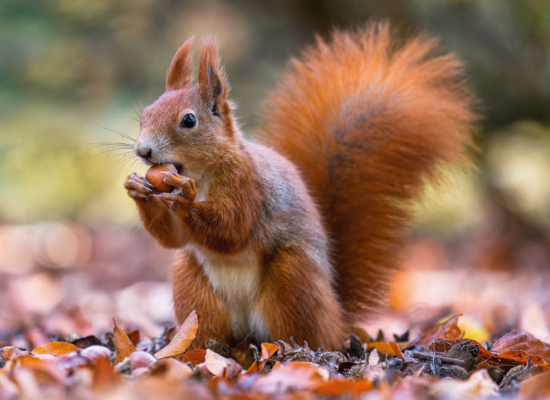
{"left": 124, "top": 173, "right": 155, "bottom": 202}
{"left": 154, "top": 175, "right": 197, "bottom": 212}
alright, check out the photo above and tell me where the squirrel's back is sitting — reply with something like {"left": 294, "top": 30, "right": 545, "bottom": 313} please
{"left": 261, "top": 22, "right": 476, "bottom": 323}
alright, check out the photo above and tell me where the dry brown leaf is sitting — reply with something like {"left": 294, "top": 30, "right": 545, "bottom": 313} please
{"left": 409, "top": 314, "right": 463, "bottom": 347}
{"left": 482, "top": 350, "right": 550, "bottom": 371}
{"left": 127, "top": 329, "right": 141, "bottom": 347}
{"left": 429, "top": 338, "right": 550, "bottom": 371}
{"left": 181, "top": 349, "right": 206, "bottom": 366}
{"left": 113, "top": 320, "right": 137, "bottom": 363}
{"left": 204, "top": 349, "right": 242, "bottom": 378}
{"left": 32, "top": 342, "right": 79, "bottom": 358}
{"left": 154, "top": 310, "right": 198, "bottom": 360}
{"left": 491, "top": 330, "right": 550, "bottom": 362}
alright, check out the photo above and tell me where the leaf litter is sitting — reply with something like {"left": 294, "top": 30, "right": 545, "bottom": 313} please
{"left": 1, "top": 312, "right": 550, "bottom": 399}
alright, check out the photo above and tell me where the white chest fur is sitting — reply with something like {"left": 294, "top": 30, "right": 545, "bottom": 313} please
{"left": 185, "top": 243, "right": 271, "bottom": 343}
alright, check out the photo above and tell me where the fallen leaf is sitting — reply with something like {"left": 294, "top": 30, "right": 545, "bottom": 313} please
{"left": 313, "top": 379, "right": 373, "bottom": 396}
{"left": 429, "top": 338, "right": 550, "bottom": 371}
{"left": 479, "top": 350, "right": 550, "bottom": 371}
{"left": 16, "top": 355, "right": 56, "bottom": 369}
{"left": 520, "top": 371, "right": 550, "bottom": 398}
{"left": 113, "top": 320, "right": 137, "bottom": 363}
{"left": 245, "top": 343, "right": 281, "bottom": 375}
{"left": 182, "top": 349, "right": 206, "bottom": 366}
{"left": 390, "top": 341, "right": 405, "bottom": 361}
{"left": 260, "top": 343, "right": 280, "bottom": 362}
{"left": 367, "top": 342, "right": 395, "bottom": 357}
{"left": 32, "top": 342, "right": 79, "bottom": 358}
{"left": 92, "top": 356, "right": 121, "bottom": 392}
{"left": 154, "top": 310, "right": 198, "bottom": 359}
{"left": 491, "top": 330, "right": 550, "bottom": 362}
{"left": 409, "top": 314, "right": 463, "bottom": 347}
{"left": 0, "top": 346, "right": 32, "bottom": 361}
{"left": 127, "top": 330, "right": 141, "bottom": 347}
{"left": 204, "top": 349, "right": 242, "bottom": 378}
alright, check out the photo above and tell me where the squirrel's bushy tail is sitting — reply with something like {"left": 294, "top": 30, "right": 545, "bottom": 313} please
{"left": 261, "top": 23, "right": 476, "bottom": 323}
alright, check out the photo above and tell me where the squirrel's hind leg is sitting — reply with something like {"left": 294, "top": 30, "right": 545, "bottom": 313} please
{"left": 257, "top": 247, "right": 346, "bottom": 351}
{"left": 172, "top": 249, "right": 235, "bottom": 348}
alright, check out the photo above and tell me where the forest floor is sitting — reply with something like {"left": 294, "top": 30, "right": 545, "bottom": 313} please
{"left": 1, "top": 221, "right": 550, "bottom": 399}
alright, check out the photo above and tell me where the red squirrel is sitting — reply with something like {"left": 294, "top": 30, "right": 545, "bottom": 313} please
{"left": 123, "top": 23, "right": 475, "bottom": 350}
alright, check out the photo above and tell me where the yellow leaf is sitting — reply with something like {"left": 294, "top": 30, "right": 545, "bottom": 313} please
{"left": 32, "top": 342, "right": 79, "bottom": 358}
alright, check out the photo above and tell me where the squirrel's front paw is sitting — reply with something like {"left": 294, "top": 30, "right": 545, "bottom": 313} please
{"left": 154, "top": 173, "right": 197, "bottom": 211}
{"left": 124, "top": 172, "right": 154, "bottom": 202}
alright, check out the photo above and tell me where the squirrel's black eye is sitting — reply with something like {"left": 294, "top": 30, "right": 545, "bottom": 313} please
{"left": 181, "top": 113, "right": 196, "bottom": 129}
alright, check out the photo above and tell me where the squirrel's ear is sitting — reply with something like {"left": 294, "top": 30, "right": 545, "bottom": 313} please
{"left": 198, "top": 38, "right": 229, "bottom": 119}
{"left": 166, "top": 37, "right": 194, "bottom": 91}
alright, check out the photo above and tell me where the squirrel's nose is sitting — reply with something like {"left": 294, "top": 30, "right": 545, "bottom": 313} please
{"left": 136, "top": 145, "right": 153, "bottom": 160}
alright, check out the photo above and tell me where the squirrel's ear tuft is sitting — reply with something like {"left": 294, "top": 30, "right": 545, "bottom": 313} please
{"left": 166, "top": 37, "right": 194, "bottom": 91}
{"left": 198, "top": 37, "right": 229, "bottom": 118}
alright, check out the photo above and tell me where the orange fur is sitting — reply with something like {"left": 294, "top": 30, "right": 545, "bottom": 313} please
{"left": 258, "top": 246, "right": 345, "bottom": 350}
{"left": 125, "top": 24, "right": 476, "bottom": 349}
{"left": 166, "top": 38, "right": 194, "bottom": 91}
{"left": 261, "top": 23, "right": 476, "bottom": 323}
{"left": 172, "top": 250, "right": 235, "bottom": 345}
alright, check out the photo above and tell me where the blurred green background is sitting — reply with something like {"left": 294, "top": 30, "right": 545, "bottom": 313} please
{"left": 1, "top": 0, "right": 550, "bottom": 232}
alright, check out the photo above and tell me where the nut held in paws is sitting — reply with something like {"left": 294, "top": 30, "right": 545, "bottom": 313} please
{"left": 145, "top": 164, "right": 177, "bottom": 193}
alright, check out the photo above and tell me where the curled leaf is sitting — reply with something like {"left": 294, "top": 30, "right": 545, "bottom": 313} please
{"left": 491, "top": 330, "right": 550, "bottom": 362}
{"left": 155, "top": 310, "right": 198, "bottom": 360}
{"left": 409, "top": 314, "right": 463, "bottom": 347}
{"left": 113, "top": 320, "right": 137, "bottom": 363}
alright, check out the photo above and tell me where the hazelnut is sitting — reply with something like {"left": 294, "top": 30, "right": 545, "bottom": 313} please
{"left": 145, "top": 164, "right": 178, "bottom": 193}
